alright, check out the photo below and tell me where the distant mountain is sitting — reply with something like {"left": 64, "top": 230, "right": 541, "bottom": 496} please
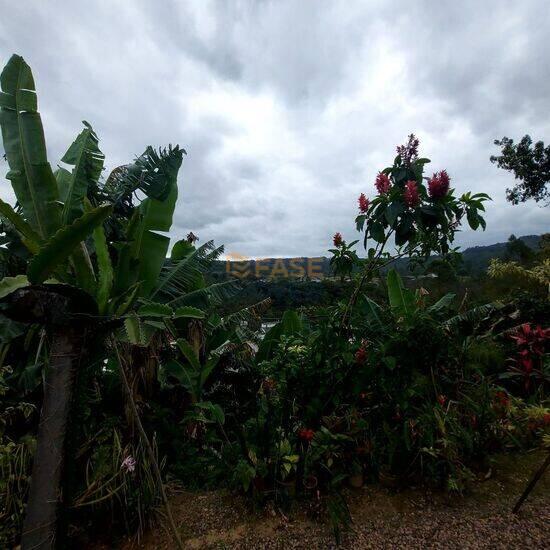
{"left": 212, "top": 235, "right": 543, "bottom": 281}
{"left": 460, "top": 235, "right": 540, "bottom": 274}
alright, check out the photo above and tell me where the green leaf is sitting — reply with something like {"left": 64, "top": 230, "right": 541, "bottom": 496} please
{"left": 91, "top": 209, "right": 113, "bottom": 314}
{"left": 173, "top": 306, "right": 205, "bottom": 319}
{"left": 368, "top": 221, "right": 385, "bottom": 243}
{"left": 151, "top": 241, "right": 223, "bottom": 301}
{"left": 170, "top": 239, "right": 195, "bottom": 260}
{"left": 176, "top": 338, "right": 201, "bottom": 371}
{"left": 27, "top": 204, "right": 112, "bottom": 284}
{"left": 160, "top": 359, "right": 195, "bottom": 389}
{"left": 113, "top": 283, "right": 141, "bottom": 317}
{"left": 124, "top": 314, "right": 142, "bottom": 345}
{"left": 256, "top": 310, "right": 303, "bottom": 363}
{"left": 0, "top": 274, "right": 29, "bottom": 299}
{"left": 363, "top": 296, "right": 383, "bottom": 328}
{"left": 138, "top": 302, "right": 173, "bottom": 317}
{"left": 281, "top": 310, "right": 303, "bottom": 334}
{"left": 58, "top": 121, "right": 105, "bottom": 224}
{"left": 105, "top": 144, "right": 185, "bottom": 202}
{"left": 115, "top": 182, "right": 180, "bottom": 298}
{"left": 0, "top": 197, "right": 41, "bottom": 253}
{"left": 0, "top": 314, "right": 26, "bottom": 342}
{"left": 466, "top": 208, "right": 479, "bottom": 230}
{"left": 427, "top": 293, "right": 455, "bottom": 313}
{"left": 0, "top": 54, "right": 61, "bottom": 238}
{"left": 71, "top": 242, "right": 97, "bottom": 297}
{"left": 386, "top": 269, "right": 414, "bottom": 317}
{"left": 200, "top": 355, "right": 220, "bottom": 386}
{"left": 385, "top": 201, "right": 404, "bottom": 226}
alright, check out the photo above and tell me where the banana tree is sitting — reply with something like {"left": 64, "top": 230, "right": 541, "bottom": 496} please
{"left": 0, "top": 54, "right": 186, "bottom": 548}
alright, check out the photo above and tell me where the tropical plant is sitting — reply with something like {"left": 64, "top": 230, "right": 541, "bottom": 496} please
{"left": 341, "top": 134, "right": 490, "bottom": 325}
{"left": 0, "top": 53, "right": 187, "bottom": 548}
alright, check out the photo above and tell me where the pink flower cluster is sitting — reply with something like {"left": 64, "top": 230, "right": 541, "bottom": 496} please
{"left": 403, "top": 180, "right": 420, "bottom": 207}
{"left": 358, "top": 193, "right": 370, "bottom": 213}
{"left": 121, "top": 455, "right": 136, "bottom": 473}
{"left": 375, "top": 172, "right": 391, "bottom": 194}
{"left": 428, "top": 170, "right": 450, "bottom": 199}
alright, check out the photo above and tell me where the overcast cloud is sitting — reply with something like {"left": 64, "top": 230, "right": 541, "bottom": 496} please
{"left": 0, "top": 0, "right": 548, "bottom": 258}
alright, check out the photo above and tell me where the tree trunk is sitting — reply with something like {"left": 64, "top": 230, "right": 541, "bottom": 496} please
{"left": 21, "top": 326, "right": 87, "bottom": 550}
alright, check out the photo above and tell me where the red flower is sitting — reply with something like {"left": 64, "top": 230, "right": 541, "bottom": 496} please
{"left": 355, "top": 346, "right": 367, "bottom": 365}
{"left": 494, "top": 391, "right": 510, "bottom": 408}
{"left": 333, "top": 232, "right": 343, "bottom": 247}
{"left": 403, "top": 180, "right": 420, "bottom": 207}
{"left": 437, "top": 394, "right": 447, "bottom": 407}
{"left": 358, "top": 193, "right": 370, "bottom": 213}
{"left": 375, "top": 172, "right": 391, "bottom": 194}
{"left": 543, "top": 413, "right": 550, "bottom": 426}
{"left": 299, "top": 428, "right": 315, "bottom": 442}
{"left": 428, "top": 170, "right": 450, "bottom": 199}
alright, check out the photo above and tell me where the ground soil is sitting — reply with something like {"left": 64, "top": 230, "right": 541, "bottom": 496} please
{"left": 108, "top": 450, "right": 549, "bottom": 549}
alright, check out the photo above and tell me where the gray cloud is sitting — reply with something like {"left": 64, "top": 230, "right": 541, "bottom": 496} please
{"left": 1, "top": 0, "right": 549, "bottom": 258}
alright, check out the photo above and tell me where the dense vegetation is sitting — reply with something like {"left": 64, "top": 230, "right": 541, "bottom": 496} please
{"left": 0, "top": 55, "right": 549, "bottom": 548}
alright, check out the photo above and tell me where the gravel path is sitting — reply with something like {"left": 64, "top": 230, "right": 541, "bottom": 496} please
{"left": 120, "top": 451, "right": 550, "bottom": 549}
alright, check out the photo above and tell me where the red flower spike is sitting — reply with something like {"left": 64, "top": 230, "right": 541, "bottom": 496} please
{"left": 333, "top": 232, "right": 343, "bottom": 247}
{"left": 437, "top": 394, "right": 447, "bottom": 407}
{"left": 299, "top": 428, "right": 315, "bottom": 442}
{"left": 375, "top": 172, "right": 391, "bottom": 194}
{"left": 403, "top": 180, "right": 420, "bottom": 207}
{"left": 355, "top": 346, "right": 367, "bottom": 365}
{"left": 428, "top": 170, "right": 451, "bottom": 199}
{"left": 358, "top": 193, "right": 370, "bottom": 213}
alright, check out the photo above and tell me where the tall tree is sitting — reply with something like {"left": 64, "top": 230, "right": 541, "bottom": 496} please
{"left": 490, "top": 135, "right": 550, "bottom": 205}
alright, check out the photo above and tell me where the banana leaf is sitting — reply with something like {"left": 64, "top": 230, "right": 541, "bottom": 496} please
{"left": 57, "top": 121, "right": 104, "bottom": 224}
{"left": 28, "top": 205, "right": 112, "bottom": 284}
{"left": 0, "top": 54, "right": 60, "bottom": 238}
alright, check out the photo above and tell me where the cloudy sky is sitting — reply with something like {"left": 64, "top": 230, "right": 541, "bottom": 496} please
{"left": 1, "top": 1, "right": 549, "bottom": 258}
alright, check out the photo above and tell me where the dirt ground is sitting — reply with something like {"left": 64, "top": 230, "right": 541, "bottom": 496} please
{"left": 113, "top": 450, "right": 549, "bottom": 549}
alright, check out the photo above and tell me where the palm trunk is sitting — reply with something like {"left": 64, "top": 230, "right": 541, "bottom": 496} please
{"left": 21, "top": 326, "right": 86, "bottom": 550}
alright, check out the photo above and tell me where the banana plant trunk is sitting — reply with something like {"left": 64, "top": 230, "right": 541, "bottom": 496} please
{"left": 2, "top": 285, "right": 96, "bottom": 550}
{"left": 21, "top": 325, "right": 87, "bottom": 549}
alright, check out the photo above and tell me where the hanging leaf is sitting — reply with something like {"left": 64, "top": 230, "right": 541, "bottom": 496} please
{"left": 0, "top": 197, "right": 41, "bottom": 253}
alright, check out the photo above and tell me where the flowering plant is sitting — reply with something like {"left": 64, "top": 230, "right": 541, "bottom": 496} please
{"left": 355, "top": 135, "right": 490, "bottom": 260}
{"left": 329, "top": 235, "right": 360, "bottom": 282}
{"left": 338, "top": 135, "right": 490, "bottom": 326}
